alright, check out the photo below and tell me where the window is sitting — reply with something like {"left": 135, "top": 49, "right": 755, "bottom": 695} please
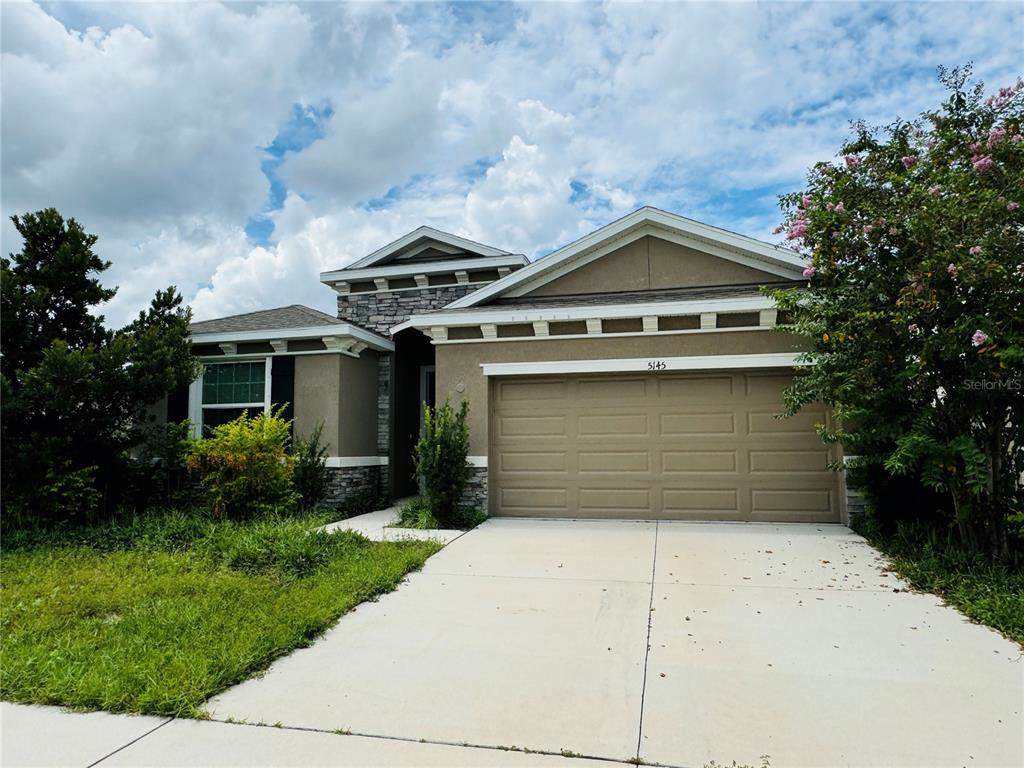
{"left": 199, "top": 361, "right": 268, "bottom": 432}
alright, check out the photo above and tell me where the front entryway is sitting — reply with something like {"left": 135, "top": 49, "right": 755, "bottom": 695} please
{"left": 489, "top": 370, "right": 841, "bottom": 521}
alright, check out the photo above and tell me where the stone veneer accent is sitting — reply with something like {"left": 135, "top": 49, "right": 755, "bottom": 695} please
{"left": 337, "top": 284, "right": 482, "bottom": 335}
{"left": 462, "top": 466, "right": 488, "bottom": 513}
{"left": 324, "top": 465, "right": 387, "bottom": 509}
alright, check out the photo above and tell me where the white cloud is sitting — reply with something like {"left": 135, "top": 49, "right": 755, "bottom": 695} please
{"left": 2, "top": 1, "right": 1021, "bottom": 325}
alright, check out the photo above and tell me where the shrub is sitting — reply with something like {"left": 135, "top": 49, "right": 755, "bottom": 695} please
{"left": 292, "top": 422, "right": 329, "bottom": 511}
{"left": 394, "top": 497, "right": 439, "bottom": 529}
{"left": 186, "top": 407, "right": 296, "bottom": 519}
{"left": 413, "top": 399, "right": 472, "bottom": 527}
{"left": 769, "top": 67, "right": 1024, "bottom": 558}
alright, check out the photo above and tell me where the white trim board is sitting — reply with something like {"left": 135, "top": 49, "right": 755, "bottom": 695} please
{"left": 191, "top": 323, "right": 393, "bottom": 352}
{"left": 448, "top": 207, "right": 807, "bottom": 309}
{"left": 480, "top": 352, "right": 804, "bottom": 377}
{"left": 432, "top": 325, "right": 774, "bottom": 345}
{"left": 325, "top": 456, "right": 389, "bottom": 468}
{"left": 467, "top": 455, "right": 488, "bottom": 467}
{"left": 321, "top": 254, "right": 527, "bottom": 285}
{"left": 336, "top": 226, "right": 514, "bottom": 271}
{"left": 395, "top": 294, "right": 775, "bottom": 334}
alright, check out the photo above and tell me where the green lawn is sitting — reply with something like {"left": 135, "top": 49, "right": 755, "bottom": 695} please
{"left": 0, "top": 512, "right": 441, "bottom": 716}
{"left": 865, "top": 531, "right": 1024, "bottom": 647}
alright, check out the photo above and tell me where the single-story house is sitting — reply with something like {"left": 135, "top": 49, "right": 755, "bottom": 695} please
{"left": 177, "top": 207, "right": 853, "bottom": 523}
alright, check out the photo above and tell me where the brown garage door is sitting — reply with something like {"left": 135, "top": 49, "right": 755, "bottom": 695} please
{"left": 489, "top": 371, "right": 839, "bottom": 522}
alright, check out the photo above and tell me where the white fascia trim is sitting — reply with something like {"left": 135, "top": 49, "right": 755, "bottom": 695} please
{"left": 402, "top": 294, "right": 774, "bottom": 331}
{"left": 467, "top": 455, "right": 488, "bottom": 467}
{"left": 320, "top": 254, "right": 527, "bottom": 285}
{"left": 447, "top": 207, "right": 806, "bottom": 309}
{"left": 325, "top": 456, "right": 389, "bottom": 468}
{"left": 191, "top": 323, "right": 394, "bottom": 352}
{"left": 433, "top": 325, "right": 773, "bottom": 345}
{"left": 480, "top": 352, "right": 803, "bottom": 377}
{"left": 334, "top": 227, "right": 515, "bottom": 271}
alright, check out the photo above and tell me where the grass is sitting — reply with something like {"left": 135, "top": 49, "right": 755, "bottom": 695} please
{"left": 391, "top": 496, "right": 487, "bottom": 531}
{"left": 0, "top": 510, "right": 441, "bottom": 716}
{"left": 862, "top": 526, "right": 1024, "bottom": 646}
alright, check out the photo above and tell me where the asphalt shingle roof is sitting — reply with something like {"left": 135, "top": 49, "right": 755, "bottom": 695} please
{"left": 188, "top": 305, "right": 344, "bottom": 334}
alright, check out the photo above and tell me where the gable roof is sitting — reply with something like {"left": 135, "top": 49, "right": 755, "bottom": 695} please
{"left": 446, "top": 207, "right": 807, "bottom": 309}
{"left": 342, "top": 226, "right": 513, "bottom": 270}
{"left": 188, "top": 304, "right": 344, "bottom": 334}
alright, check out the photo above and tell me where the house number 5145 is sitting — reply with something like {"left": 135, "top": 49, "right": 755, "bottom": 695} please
{"left": 647, "top": 360, "right": 667, "bottom": 371}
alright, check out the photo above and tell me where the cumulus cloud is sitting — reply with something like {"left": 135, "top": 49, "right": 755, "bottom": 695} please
{"left": 2, "top": 1, "right": 1021, "bottom": 324}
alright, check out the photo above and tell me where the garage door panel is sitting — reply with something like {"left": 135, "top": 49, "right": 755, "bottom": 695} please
{"left": 752, "top": 489, "right": 833, "bottom": 512}
{"left": 577, "top": 377, "right": 647, "bottom": 400}
{"left": 579, "top": 488, "right": 650, "bottom": 511}
{"left": 500, "top": 487, "right": 568, "bottom": 512}
{"left": 578, "top": 451, "right": 650, "bottom": 473}
{"left": 661, "top": 450, "right": 737, "bottom": 473}
{"left": 660, "top": 412, "right": 736, "bottom": 436}
{"left": 578, "top": 413, "right": 648, "bottom": 437}
{"left": 663, "top": 488, "right": 739, "bottom": 512}
{"left": 499, "top": 414, "right": 567, "bottom": 437}
{"left": 500, "top": 451, "right": 568, "bottom": 473}
{"left": 656, "top": 376, "right": 734, "bottom": 400}
{"left": 749, "top": 449, "right": 831, "bottom": 473}
{"left": 497, "top": 379, "right": 568, "bottom": 401}
{"left": 491, "top": 372, "right": 839, "bottom": 522}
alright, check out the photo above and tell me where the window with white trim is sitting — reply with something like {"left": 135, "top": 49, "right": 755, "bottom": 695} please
{"left": 200, "top": 360, "right": 268, "bottom": 431}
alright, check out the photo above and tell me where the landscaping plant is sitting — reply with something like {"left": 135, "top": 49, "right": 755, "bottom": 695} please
{"left": 186, "top": 406, "right": 297, "bottom": 518}
{"left": 413, "top": 398, "right": 472, "bottom": 527}
{"left": 292, "top": 421, "right": 329, "bottom": 511}
{"left": 1, "top": 209, "right": 200, "bottom": 525}
{"left": 770, "top": 66, "right": 1024, "bottom": 558}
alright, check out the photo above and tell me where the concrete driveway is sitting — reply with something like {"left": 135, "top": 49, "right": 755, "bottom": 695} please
{"left": 208, "top": 519, "right": 1023, "bottom": 767}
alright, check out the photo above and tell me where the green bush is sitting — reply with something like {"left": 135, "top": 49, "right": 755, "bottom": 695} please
{"left": 394, "top": 496, "right": 439, "bottom": 529}
{"left": 292, "top": 422, "right": 328, "bottom": 511}
{"left": 413, "top": 399, "right": 472, "bottom": 527}
{"left": 197, "top": 517, "right": 367, "bottom": 579}
{"left": 186, "top": 407, "right": 296, "bottom": 519}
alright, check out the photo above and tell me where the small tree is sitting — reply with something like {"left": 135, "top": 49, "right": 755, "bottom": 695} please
{"left": 186, "top": 407, "right": 297, "bottom": 519}
{"left": 1, "top": 209, "right": 200, "bottom": 524}
{"left": 770, "top": 66, "right": 1023, "bottom": 557}
{"left": 414, "top": 399, "right": 471, "bottom": 526}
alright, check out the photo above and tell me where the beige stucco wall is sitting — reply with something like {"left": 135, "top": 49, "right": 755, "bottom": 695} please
{"left": 435, "top": 331, "right": 807, "bottom": 455}
{"left": 528, "top": 236, "right": 783, "bottom": 296}
{"left": 294, "top": 352, "right": 379, "bottom": 457}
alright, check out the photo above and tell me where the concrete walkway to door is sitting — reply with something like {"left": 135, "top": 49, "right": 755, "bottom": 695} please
{"left": 202, "top": 518, "right": 1022, "bottom": 767}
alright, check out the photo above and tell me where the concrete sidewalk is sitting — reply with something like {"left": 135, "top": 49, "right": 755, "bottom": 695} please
{"left": 322, "top": 507, "right": 465, "bottom": 544}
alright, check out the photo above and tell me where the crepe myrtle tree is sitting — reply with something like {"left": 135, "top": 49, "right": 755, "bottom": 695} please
{"left": 768, "top": 66, "right": 1024, "bottom": 557}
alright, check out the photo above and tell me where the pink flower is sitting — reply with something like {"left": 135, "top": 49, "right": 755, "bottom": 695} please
{"left": 908, "top": 323, "right": 919, "bottom": 334}
{"left": 988, "top": 126, "right": 1006, "bottom": 146}
{"left": 802, "top": 265, "right": 817, "bottom": 278}
{"left": 969, "top": 245, "right": 982, "bottom": 255}
{"left": 834, "top": 202, "right": 845, "bottom": 213}
{"left": 1008, "top": 201, "right": 1020, "bottom": 211}
{"left": 772, "top": 225, "right": 784, "bottom": 234}
{"left": 801, "top": 194, "right": 813, "bottom": 208}
{"left": 902, "top": 155, "right": 919, "bottom": 169}
{"left": 928, "top": 185, "right": 942, "bottom": 196}
{"left": 1012, "top": 134, "right": 1024, "bottom": 145}
{"left": 831, "top": 231, "right": 841, "bottom": 238}
{"left": 971, "top": 155, "right": 994, "bottom": 173}
{"left": 844, "top": 155, "right": 860, "bottom": 169}
{"left": 862, "top": 224, "right": 874, "bottom": 234}
{"left": 972, "top": 330, "right": 989, "bottom": 347}
{"left": 947, "top": 263, "right": 957, "bottom": 275}
{"left": 786, "top": 221, "right": 808, "bottom": 240}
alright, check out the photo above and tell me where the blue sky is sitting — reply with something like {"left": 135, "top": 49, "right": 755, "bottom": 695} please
{"left": 2, "top": 1, "right": 1021, "bottom": 322}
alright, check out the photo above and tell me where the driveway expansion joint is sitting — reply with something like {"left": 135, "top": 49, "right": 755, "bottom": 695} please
{"left": 635, "top": 520, "right": 660, "bottom": 762}
{"left": 88, "top": 717, "right": 174, "bottom": 767}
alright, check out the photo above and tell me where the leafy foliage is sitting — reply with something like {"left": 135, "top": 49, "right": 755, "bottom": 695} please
{"left": 186, "top": 407, "right": 296, "bottom": 519}
{"left": 769, "top": 67, "right": 1024, "bottom": 557}
{"left": 292, "top": 421, "right": 329, "bottom": 511}
{"left": 1, "top": 209, "right": 200, "bottom": 525}
{"left": 413, "top": 399, "right": 472, "bottom": 527}
{"left": 394, "top": 496, "right": 440, "bottom": 529}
